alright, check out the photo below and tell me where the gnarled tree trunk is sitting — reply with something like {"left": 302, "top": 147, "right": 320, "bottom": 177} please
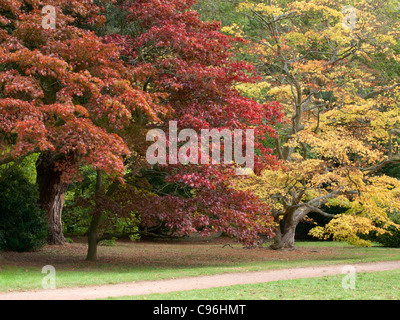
{"left": 36, "top": 152, "right": 69, "bottom": 245}
{"left": 271, "top": 207, "right": 311, "bottom": 250}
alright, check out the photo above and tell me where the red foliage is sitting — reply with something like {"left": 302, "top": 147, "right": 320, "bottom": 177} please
{"left": 0, "top": 0, "right": 163, "bottom": 179}
{"left": 1, "top": 0, "right": 282, "bottom": 245}
{"left": 100, "top": 0, "right": 283, "bottom": 245}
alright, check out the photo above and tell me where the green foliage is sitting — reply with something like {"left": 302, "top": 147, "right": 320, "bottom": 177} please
{"left": 62, "top": 167, "right": 97, "bottom": 235}
{"left": 100, "top": 209, "right": 141, "bottom": 242}
{"left": 0, "top": 153, "right": 38, "bottom": 185}
{"left": 62, "top": 205, "right": 92, "bottom": 236}
{"left": 0, "top": 170, "right": 47, "bottom": 252}
{"left": 363, "top": 211, "right": 400, "bottom": 248}
{"left": 194, "top": 0, "right": 244, "bottom": 28}
{"left": 99, "top": 238, "right": 117, "bottom": 247}
{"left": 380, "top": 163, "right": 400, "bottom": 179}
{"left": 62, "top": 167, "right": 141, "bottom": 241}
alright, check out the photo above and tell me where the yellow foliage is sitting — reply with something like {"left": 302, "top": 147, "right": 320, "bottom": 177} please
{"left": 235, "top": 81, "right": 271, "bottom": 100}
{"left": 237, "top": 1, "right": 284, "bottom": 16}
{"left": 220, "top": 23, "right": 245, "bottom": 38}
{"left": 233, "top": 0, "right": 400, "bottom": 247}
{"left": 309, "top": 214, "right": 388, "bottom": 247}
{"left": 266, "top": 85, "right": 293, "bottom": 102}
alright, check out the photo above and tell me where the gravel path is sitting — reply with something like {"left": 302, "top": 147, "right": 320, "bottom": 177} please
{"left": 1, "top": 260, "right": 399, "bottom": 300}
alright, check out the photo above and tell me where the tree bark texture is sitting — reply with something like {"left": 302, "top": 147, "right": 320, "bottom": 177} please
{"left": 36, "top": 152, "right": 69, "bottom": 245}
{"left": 86, "top": 171, "right": 103, "bottom": 261}
{"left": 271, "top": 207, "right": 311, "bottom": 250}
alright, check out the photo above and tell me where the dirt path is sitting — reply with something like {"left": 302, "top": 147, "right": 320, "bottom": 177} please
{"left": 1, "top": 260, "right": 400, "bottom": 300}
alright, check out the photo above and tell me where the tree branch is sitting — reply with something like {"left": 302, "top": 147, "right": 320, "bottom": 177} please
{"left": 0, "top": 155, "right": 27, "bottom": 183}
{"left": 362, "top": 157, "right": 400, "bottom": 174}
{"left": 306, "top": 187, "right": 356, "bottom": 207}
{"left": 362, "top": 83, "right": 400, "bottom": 100}
{"left": 0, "top": 156, "right": 17, "bottom": 166}
{"left": 326, "top": 41, "right": 359, "bottom": 67}
{"left": 305, "top": 204, "right": 335, "bottom": 218}
{"left": 274, "top": 137, "right": 284, "bottom": 160}
{"left": 97, "top": 224, "right": 171, "bottom": 243}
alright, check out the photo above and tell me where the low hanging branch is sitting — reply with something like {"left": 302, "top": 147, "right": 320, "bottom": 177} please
{"left": 0, "top": 155, "right": 27, "bottom": 183}
{"left": 362, "top": 84, "right": 400, "bottom": 100}
{"left": 362, "top": 129, "right": 400, "bottom": 174}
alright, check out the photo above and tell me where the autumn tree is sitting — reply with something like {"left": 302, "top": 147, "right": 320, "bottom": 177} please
{"left": 0, "top": 0, "right": 164, "bottom": 244}
{"left": 232, "top": 0, "right": 400, "bottom": 249}
{"left": 78, "top": 0, "right": 284, "bottom": 260}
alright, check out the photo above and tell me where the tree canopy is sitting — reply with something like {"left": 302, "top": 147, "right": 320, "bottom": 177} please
{"left": 226, "top": 0, "right": 400, "bottom": 248}
{"left": 1, "top": 0, "right": 400, "bottom": 256}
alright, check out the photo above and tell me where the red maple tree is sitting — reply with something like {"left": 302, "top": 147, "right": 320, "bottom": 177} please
{"left": 0, "top": 0, "right": 165, "bottom": 244}
{"left": 84, "top": 0, "right": 283, "bottom": 259}
{"left": 1, "top": 0, "right": 282, "bottom": 255}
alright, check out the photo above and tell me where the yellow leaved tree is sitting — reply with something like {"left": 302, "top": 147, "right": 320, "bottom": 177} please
{"left": 231, "top": 0, "right": 400, "bottom": 249}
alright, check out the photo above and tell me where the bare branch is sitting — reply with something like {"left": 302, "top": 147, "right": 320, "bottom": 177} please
{"left": 0, "top": 156, "right": 16, "bottom": 166}
{"left": 305, "top": 204, "right": 336, "bottom": 218}
{"left": 306, "top": 187, "right": 355, "bottom": 207}
{"left": 362, "top": 83, "right": 400, "bottom": 100}
{"left": 0, "top": 155, "right": 27, "bottom": 183}
{"left": 326, "top": 42, "right": 359, "bottom": 67}
{"left": 362, "top": 157, "right": 400, "bottom": 174}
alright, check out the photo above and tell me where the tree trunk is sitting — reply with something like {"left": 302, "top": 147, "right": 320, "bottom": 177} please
{"left": 270, "top": 207, "right": 310, "bottom": 250}
{"left": 36, "top": 152, "right": 69, "bottom": 245}
{"left": 86, "top": 212, "right": 102, "bottom": 261}
{"left": 86, "top": 171, "right": 103, "bottom": 261}
{"left": 271, "top": 214, "right": 297, "bottom": 250}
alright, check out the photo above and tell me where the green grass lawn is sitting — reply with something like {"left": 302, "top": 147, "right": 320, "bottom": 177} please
{"left": 1, "top": 240, "right": 400, "bottom": 293}
{"left": 112, "top": 269, "right": 400, "bottom": 300}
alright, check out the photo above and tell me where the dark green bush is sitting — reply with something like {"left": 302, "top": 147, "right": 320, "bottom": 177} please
{"left": 376, "top": 212, "right": 400, "bottom": 248}
{"left": 296, "top": 204, "right": 347, "bottom": 241}
{"left": 0, "top": 170, "right": 48, "bottom": 252}
{"left": 366, "top": 212, "right": 400, "bottom": 248}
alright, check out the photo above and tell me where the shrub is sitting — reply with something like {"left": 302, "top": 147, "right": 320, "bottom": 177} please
{"left": 0, "top": 170, "right": 48, "bottom": 252}
{"left": 361, "top": 212, "right": 400, "bottom": 248}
